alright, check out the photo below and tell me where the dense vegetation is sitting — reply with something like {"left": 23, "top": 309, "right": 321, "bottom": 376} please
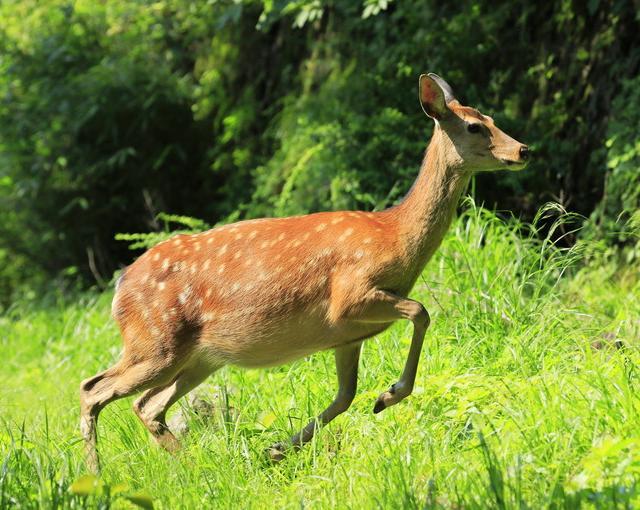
{"left": 1, "top": 0, "right": 639, "bottom": 306}
{"left": 1, "top": 1, "right": 639, "bottom": 508}
{"left": 2, "top": 207, "right": 639, "bottom": 509}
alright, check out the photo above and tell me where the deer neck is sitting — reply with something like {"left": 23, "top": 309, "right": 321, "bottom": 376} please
{"left": 391, "top": 126, "right": 471, "bottom": 271}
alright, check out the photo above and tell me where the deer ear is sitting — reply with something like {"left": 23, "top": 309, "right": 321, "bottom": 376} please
{"left": 419, "top": 73, "right": 454, "bottom": 119}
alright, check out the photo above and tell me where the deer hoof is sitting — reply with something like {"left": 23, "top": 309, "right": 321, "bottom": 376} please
{"left": 266, "top": 443, "right": 287, "bottom": 463}
{"left": 373, "top": 398, "right": 386, "bottom": 414}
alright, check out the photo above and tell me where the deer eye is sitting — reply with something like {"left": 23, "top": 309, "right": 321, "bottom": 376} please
{"left": 467, "top": 123, "right": 481, "bottom": 134}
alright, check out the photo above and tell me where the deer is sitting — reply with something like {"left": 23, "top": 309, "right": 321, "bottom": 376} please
{"left": 80, "top": 73, "right": 529, "bottom": 471}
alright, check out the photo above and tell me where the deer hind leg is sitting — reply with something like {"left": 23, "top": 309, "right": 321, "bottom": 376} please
{"left": 80, "top": 350, "right": 190, "bottom": 472}
{"left": 132, "top": 358, "right": 220, "bottom": 453}
{"left": 268, "top": 342, "right": 361, "bottom": 462}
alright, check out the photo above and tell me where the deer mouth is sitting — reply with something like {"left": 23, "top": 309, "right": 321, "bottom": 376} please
{"left": 501, "top": 158, "right": 528, "bottom": 171}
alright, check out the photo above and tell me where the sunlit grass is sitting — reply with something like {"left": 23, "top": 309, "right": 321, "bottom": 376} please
{"left": 1, "top": 204, "right": 639, "bottom": 509}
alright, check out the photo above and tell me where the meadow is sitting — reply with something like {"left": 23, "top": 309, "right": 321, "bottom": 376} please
{"left": 1, "top": 204, "right": 639, "bottom": 509}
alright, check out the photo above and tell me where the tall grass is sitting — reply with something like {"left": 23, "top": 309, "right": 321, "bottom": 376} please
{"left": 1, "top": 203, "right": 638, "bottom": 509}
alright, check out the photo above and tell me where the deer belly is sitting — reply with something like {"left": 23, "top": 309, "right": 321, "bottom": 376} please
{"left": 200, "top": 309, "right": 390, "bottom": 368}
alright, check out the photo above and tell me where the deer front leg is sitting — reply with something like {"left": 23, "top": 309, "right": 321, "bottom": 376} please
{"left": 268, "top": 342, "right": 361, "bottom": 462}
{"left": 350, "top": 289, "right": 430, "bottom": 414}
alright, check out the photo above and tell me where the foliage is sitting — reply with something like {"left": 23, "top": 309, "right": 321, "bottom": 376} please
{"left": 1, "top": 207, "right": 639, "bottom": 508}
{"left": 0, "top": 0, "right": 638, "bottom": 297}
{"left": 587, "top": 74, "right": 640, "bottom": 261}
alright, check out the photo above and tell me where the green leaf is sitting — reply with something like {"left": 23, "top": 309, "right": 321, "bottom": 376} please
{"left": 69, "top": 474, "right": 101, "bottom": 496}
{"left": 124, "top": 491, "right": 155, "bottom": 509}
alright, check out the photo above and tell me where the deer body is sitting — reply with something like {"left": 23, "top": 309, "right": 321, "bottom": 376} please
{"left": 81, "top": 74, "right": 529, "bottom": 470}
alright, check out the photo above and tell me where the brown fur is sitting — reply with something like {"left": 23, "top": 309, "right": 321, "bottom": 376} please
{"left": 80, "top": 74, "right": 529, "bottom": 470}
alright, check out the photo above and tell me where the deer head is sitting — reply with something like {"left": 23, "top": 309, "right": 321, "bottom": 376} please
{"left": 419, "top": 73, "right": 530, "bottom": 172}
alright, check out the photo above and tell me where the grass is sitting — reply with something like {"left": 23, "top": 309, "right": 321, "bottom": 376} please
{"left": 1, "top": 203, "right": 639, "bottom": 509}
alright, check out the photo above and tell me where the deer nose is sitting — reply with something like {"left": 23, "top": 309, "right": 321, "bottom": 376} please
{"left": 519, "top": 145, "right": 530, "bottom": 161}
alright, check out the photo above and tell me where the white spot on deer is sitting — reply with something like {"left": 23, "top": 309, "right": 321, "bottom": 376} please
{"left": 363, "top": 237, "right": 373, "bottom": 244}
{"left": 260, "top": 241, "right": 269, "bottom": 249}
{"left": 162, "top": 258, "right": 170, "bottom": 271}
{"left": 302, "top": 232, "right": 311, "bottom": 240}
{"left": 293, "top": 240, "right": 302, "bottom": 247}
{"left": 169, "top": 308, "right": 177, "bottom": 317}
{"left": 158, "top": 282, "right": 166, "bottom": 291}
{"left": 316, "top": 223, "right": 327, "bottom": 232}
{"left": 203, "top": 312, "right": 215, "bottom": 322}
{"left": 178, "top": 285, "right": 192, "bottom": 304}
{"left": 218, "top": 264, "right": 225, "bottom": 275}
{"left": 331, "top": 216, "right": 345, "bottom": 225}
{"left": 232, "top": 283, "right": 240, "bottom": 292}
{"left": 248, "top": 230, "right": 258, "bottom": 240}
{"left": 355, "top": 249, "right": 365, "bottom": 259}
{"left": 218, "top": 244, "right": 228, "bottom": 256}
{"left": 234, "top": 251, "right": 242, "bottom": 260}
{"left": 205, "top": 288, "right": 213, "bottom": 298}
{"left": 203, "top": 259, "right": 211, "bottom": 271}
{"left": 173, "top": 238, "right": 182, "bottom": 246}
{"left": 235, "top": 233, "right": 243, "bottom": 240}
{"left": 278, "top": 233, "right": 286, "bottom": 241}
{"left": 207, "top": 237, "right": 214, "bottom": 245}
{"left": 142, "top": 308, "right": 150, "bottom": 319}
{"left": 151, "top": 326, "right": 161, "bottom": 337}
{"left": 245, "top": 283, "right": 255, "bottom": 291}
{"left": 347, "top": 212, "right": 359, "bottom": 218}
{"left": 153, "top": 253, "right": 160, "bottom": 261}
{"left": 161, "top": 312, "right": 169, "bottom": 322}
{"left": 190, "top": 263, "right": 198, "bottom": 275}
{"left": 195, "top": 298, "right": 203, "bottom": 308}
{"left": 141, "top": 274, "right": 149, "bottom": 284}
{"left": 153, "top": 299, "right": 160, "bottom": 308}
{"left": 194, "top": 242, "right": 201, "bottom": 251}
{"left": 338, "top": 228, "right": 354, "bottom": 242}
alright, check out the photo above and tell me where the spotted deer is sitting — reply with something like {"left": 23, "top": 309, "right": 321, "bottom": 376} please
{"left": 80, "top": 73, "right": 529, "bottom": 470}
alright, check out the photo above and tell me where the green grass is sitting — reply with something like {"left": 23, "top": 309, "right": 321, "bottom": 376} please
{"left": 1, "top": 204, "right": 639, "bottom": 509}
